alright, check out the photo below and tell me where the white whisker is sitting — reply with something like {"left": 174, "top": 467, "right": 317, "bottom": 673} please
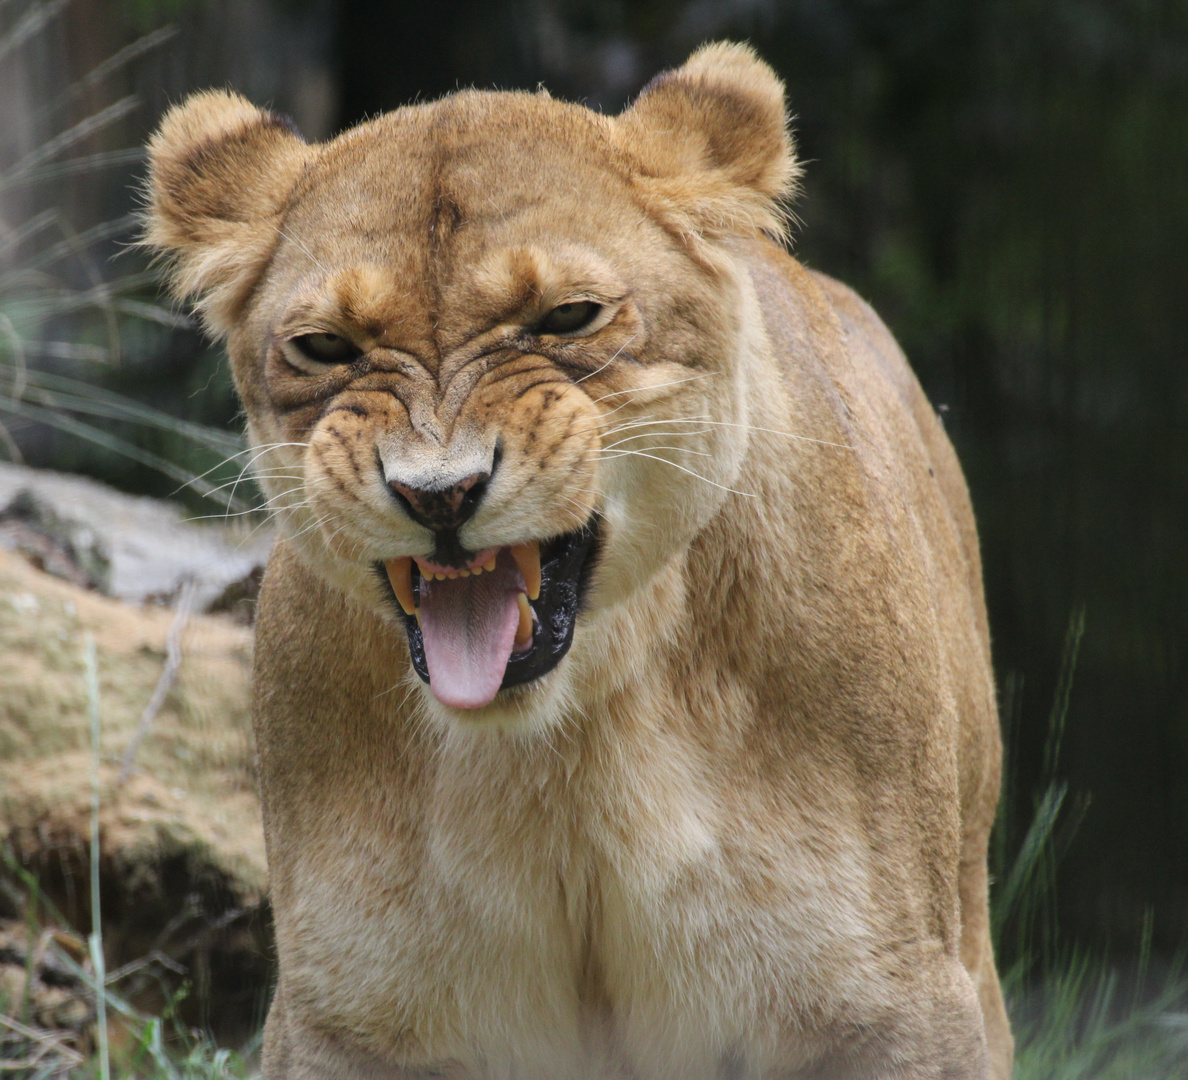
{"left": 630, "top": 417, "right": 855, "bottom": 450}
{"left": 588, "top": 371, "right": 711, "bottom": 405}
{"left": 600, "top": 446, "right": 713, "bottom": 458}
{"left": 176, "top": 440, "right": 307, "bottom": 493}
{"left": 600, "top": 430, "right": 712, "bottom": 450}
{"left": 274, "top": 224, "right": 333, "bottom": 277}
{"left": 183, "top": 481, "right": 306, "bottom": 524}
{"left": 571, "top": 333, "right": 639, "bottom": 384}
{"left": 601, "top": 449, "right": 756, "bottom": 498}
{"left": 597, "top": 414, "right": 854, "bottom": 451}
{"left": 199, "top": 472, "right": 305, "bottom": 498}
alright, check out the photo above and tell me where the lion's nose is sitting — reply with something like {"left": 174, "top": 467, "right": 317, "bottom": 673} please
{"left": 387, "top": 470, "right": 490, "bottom": 531}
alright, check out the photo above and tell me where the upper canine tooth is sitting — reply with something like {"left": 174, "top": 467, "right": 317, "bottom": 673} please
{"left": 384, "top": 557, "right": 416, "bottom": 616}
{"left": 511, "top": 541, "right": 541, "bottom": 601}
{"left": 483, "top": 554, "right": 497, "bottom": 573}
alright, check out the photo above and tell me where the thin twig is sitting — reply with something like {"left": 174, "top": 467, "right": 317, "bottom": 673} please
{"left": 118, "top": 580, "right": 197, "bottom": 783}
{"left": 105, "top": 948, "right": 186, "bottom": 985}
{"left": 0, "top": 1012, "right": 85, "bottom": 1068}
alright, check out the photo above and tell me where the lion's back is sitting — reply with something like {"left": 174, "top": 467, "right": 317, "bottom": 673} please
{"left": 745, "top": 241, "right": 1000, "bottom": 831}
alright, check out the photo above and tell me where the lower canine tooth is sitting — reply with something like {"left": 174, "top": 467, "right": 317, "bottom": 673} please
{"left": 515, "top": 593, "right": 533, "bottom": 648}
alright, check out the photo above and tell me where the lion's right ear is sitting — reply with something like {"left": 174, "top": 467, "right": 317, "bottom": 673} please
{"left": 143, "top": 91, "right": 311, "bottom": 336}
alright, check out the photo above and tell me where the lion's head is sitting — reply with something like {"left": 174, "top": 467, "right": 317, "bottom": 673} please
{"left": 145, "top": 44, "right": 797, "bottom": 724}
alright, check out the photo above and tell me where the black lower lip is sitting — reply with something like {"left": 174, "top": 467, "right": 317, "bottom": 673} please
{"left": 376, "top": 517, "right": 601, "bottom": 697}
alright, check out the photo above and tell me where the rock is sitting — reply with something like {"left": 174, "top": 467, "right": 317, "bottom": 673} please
{"left": 0, "top": 541, "right": 270, "bottom": 1042}
{"left": 0, "top": 462, "right": 273, "bottom": 616}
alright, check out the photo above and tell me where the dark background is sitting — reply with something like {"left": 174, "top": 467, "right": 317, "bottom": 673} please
{"left": 3, "top": 0, "right": 1186, "bottom": 969}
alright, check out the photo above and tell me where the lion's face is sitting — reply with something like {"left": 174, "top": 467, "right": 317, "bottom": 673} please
{"left": 145, "top": 47, "right": 796, "bottom": 725}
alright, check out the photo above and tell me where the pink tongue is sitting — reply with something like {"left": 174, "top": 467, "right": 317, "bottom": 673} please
{"left": 418, "top": 563, "right": 522, "bottom": 709}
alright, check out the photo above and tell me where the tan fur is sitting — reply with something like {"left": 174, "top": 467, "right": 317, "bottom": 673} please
{"left": 145, "top": 44, "right": 1012, "bottom": 1080}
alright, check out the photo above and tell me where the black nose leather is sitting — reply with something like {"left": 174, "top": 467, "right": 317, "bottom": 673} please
{"left": 388, "top": 471, "right": 489, "bottom": 531}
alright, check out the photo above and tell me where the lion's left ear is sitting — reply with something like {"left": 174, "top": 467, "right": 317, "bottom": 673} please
{"left": 615, "top": 42, "right": 798, "bottom": 257}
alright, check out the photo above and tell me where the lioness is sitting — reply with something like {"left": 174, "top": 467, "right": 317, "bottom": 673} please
{"left": 145, "top": 43, "right": 1011, "bottom": 1080}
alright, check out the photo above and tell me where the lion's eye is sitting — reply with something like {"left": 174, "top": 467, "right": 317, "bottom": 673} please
{"left": 537, "top": 302, "right": 602, "bottom": 336}
{"left": 291, "top": 332, "right": 360, "bottom": 365}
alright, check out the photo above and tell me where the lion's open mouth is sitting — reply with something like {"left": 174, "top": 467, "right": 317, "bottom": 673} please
{"left": 376, "top": 519, "right": 599, "bottom": 709}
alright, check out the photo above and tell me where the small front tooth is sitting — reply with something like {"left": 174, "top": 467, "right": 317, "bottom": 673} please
{"left": 470, "top": 564, "right": 483, "bottom": 576}
{"left": 483, "top": 554, "right": 497, "bottom": 573}
{"left": 515, "top": 593, "right": 534, "bottom": 648}
{"left": 384, "top": 557, "right": 416, "bottom": 616}
{"left": 511, "top": 540, "right": 542, "bottom": 601}
{"left": 460, "top": 569, "right": 470, "bottom": 577}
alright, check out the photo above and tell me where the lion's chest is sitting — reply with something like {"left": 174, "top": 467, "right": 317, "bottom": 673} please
{"left": 276, "top": 737, "right": 875, "bottom": 1078}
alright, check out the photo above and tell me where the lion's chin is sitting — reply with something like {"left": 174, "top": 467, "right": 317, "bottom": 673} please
{"left": 416, "top": 663, "right": 575, "bottom": 737}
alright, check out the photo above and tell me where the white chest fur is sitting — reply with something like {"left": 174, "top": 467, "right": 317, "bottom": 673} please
{"left": 277, "top": 721, "right": 878, "bottom": 1080}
